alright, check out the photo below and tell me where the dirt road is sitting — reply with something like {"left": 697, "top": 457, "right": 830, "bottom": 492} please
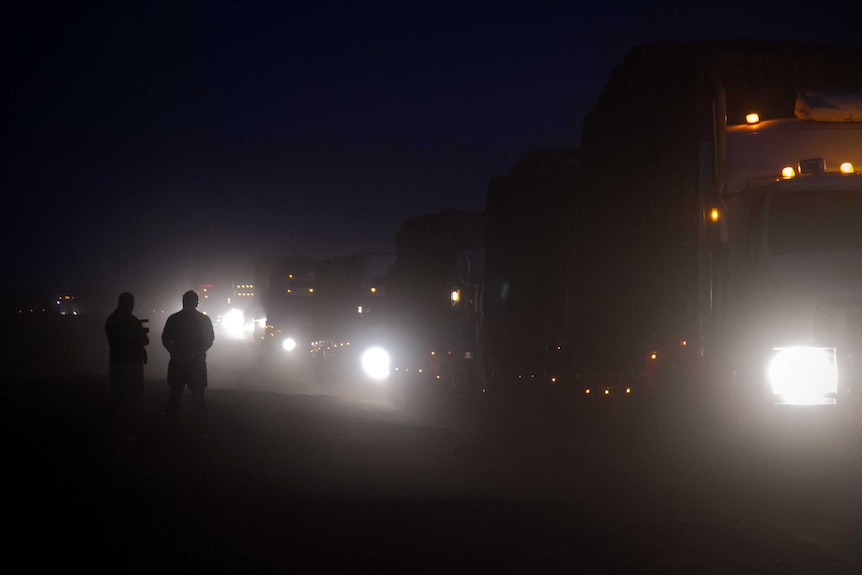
{"left": 4, "top": 371, "right": 862, "bottom": 574}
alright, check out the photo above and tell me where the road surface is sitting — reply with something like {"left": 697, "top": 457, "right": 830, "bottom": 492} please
{"left": 3, "top": 320, "right": 861, "bottom": 573}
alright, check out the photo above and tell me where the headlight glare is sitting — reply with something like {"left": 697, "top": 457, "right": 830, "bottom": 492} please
{"left": 361, "top": 346, "right": 390, "bottom": 381}
{"left": 768, "top": 346, "right": 837, "bottom": 405}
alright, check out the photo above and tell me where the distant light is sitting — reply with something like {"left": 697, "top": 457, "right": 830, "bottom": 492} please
{"left": 650, "top": 352, "right": 658, "bottom": 360}
{"left": 282, "top": 337, "right": 297, "bottom": 352}
{"left": 603, "top": 388, "right": 610, "bottom": 395}
{"left": 451, "top": 289, "right": 460, "bottom": 304}
{"left": 370, "top": 287, "right": 377, "bottom": 294}
{"left": 710, "top": 208, "right": 720, "bottom": 223}
{"left": 781, "top": 166, "right": 797, "bottom": 179}
{"left": 840, "top": 162, "right": 855, "bottom": 174}
{"left": 745, "top": 113, "right": 760, "bottom": 124}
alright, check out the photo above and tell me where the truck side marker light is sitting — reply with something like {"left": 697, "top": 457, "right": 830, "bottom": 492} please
{"left": 710, "top": 208, "right": 720, "bottom": 222}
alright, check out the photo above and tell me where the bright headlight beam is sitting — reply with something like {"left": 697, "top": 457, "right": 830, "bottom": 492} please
{"left": 361, "top": 346, "right": 390, "bottom": 381}
{"left": 282, "top": 337, "right": 298, "bottom": 352}
{"left": 222, "top": 308, "right": 247, "bottom": 339}
{"left": 768, "top": 346, "right": 837, "bottom": 405}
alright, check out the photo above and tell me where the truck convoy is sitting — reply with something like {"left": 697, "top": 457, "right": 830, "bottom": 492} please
{"left": 254, "top": 215, "right": 485, "bottom": 404}
{"left": 482, "top": 43, "right": 862, "bottom": 432}
{"left": 252, "top": 44, "right": 862, "bottom": 429}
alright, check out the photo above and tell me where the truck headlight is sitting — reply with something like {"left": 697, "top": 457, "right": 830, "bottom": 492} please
{"left": 282, "top": 337, "right": 298, "bottom": 352}
{"left": 361, "top": 346, "right": 390, "bottom": 381}
{"left": 767, "top": 346, "right": 837, "bottom": 405}
{"left": 222, "top": 308, "right": 247, "bottom": 339}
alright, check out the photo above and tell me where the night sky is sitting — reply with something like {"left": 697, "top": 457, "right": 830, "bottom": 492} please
{"left": 3, "top": 1, "right": 857, "bottom": 309}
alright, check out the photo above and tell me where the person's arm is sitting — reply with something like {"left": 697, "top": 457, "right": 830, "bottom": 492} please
{"left": 135, "top": 317, "right": 149, "bottom": 348}
{"left": 203, "top": 316, "right": 215, "bottom": 352}
{"left": 161, "top": 318, "right": 174, "bottom": 355}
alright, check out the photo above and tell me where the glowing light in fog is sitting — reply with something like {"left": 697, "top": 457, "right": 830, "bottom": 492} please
{"left": 282, "top": 337, "right": 298, "bottom": 352}
{"left": 361, "top": 347, "right": 390, "bottom": 381}
{"left": 222, "top": 308, "right": 246, "bottom": 339}
{"left": 768, "top": 346, "right": 837, "bottom": 405}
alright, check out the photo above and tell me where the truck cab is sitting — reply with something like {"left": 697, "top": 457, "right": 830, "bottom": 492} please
{"left": 718, "top": 92, "right": 862, "bottom": 417}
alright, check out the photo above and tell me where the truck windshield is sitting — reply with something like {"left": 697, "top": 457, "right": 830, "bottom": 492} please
{"left": 767, "top": 189, "right": 862, "bottom": 255}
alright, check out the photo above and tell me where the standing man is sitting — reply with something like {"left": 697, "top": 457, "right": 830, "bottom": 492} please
{"left": 161, "top": 290, "right": 215, "bottom": 434}
{"left": 105, "top": 292, "right": 149, "bottom": 440}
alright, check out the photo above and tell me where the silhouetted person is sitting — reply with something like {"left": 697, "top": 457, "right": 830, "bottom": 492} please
{"left": 162, "top": 290, "right": 214, "bottom": 434}
{"left": 105, "top": 292, "right": 149, "bottom": 440}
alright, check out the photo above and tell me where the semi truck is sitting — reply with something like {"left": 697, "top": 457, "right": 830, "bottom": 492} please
{"left": 707, "top": 90, "right": 862, "bottom": 423}
{"left": 568, "top": 44, "right": 862, "bottom": 429}
{"left": 576, "top": 84, "right": 862, "bottom": 426}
